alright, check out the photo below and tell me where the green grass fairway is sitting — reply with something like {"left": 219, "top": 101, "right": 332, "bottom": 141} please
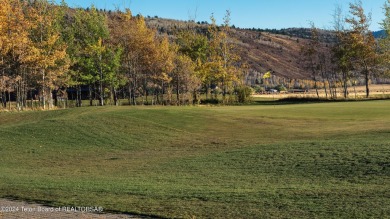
{"left": 0, "top": 101, "right": 389, "bottom": 218}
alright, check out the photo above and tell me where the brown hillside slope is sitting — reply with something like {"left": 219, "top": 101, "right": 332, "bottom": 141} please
{"left": 231, "top": 29, "right": 316, "bottom": 79}
{"left": 145, "top": 17, "right": 331, "bottom": 79}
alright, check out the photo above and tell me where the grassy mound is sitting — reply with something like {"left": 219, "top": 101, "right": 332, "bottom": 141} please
{"left": 0, "top": 101, "right": 389, "bottom": 218}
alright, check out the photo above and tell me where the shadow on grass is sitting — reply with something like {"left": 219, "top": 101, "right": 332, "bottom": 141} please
{"left": 251, "top": 96, "right": 390, "bottom": 105}
{"left": 2, "top": 195, "right": 165, "bottom": 219}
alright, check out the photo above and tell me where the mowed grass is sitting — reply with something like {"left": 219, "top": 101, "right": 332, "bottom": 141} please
{"left": 0, "top": 101, "right": 389, "bottom": 218}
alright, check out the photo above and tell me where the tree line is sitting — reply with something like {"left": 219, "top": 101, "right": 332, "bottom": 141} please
{"left": 1, "top": 0, "right": 390, "bottom": 111}
{"left": 0, "top": 0, "right": 249, "bottom": 111}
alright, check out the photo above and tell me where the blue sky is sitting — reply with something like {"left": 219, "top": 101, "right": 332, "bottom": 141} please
{"left": 62, "top": 0, "right": 385, "bottom": 31}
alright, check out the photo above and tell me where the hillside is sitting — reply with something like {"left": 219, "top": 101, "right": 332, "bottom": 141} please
{"left": 145, "top": 17, "right": 332, "bottom": 80}
{"left": 229, "top": 29, "right": 321, "bottom": 79}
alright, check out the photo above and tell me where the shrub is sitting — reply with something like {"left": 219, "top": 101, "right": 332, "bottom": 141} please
{"left": 275, "top": 84, "right": 287, "bottom": 92}
{"left": 235, "top": 85, "right": 253, "bottom": 103}
{"left": 252, "top": 85, "right": 265, "bottom": 93}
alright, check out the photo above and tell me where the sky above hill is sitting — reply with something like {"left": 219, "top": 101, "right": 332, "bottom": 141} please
{"left": 62, "top": 0, "right": 385, "bottom": 31}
